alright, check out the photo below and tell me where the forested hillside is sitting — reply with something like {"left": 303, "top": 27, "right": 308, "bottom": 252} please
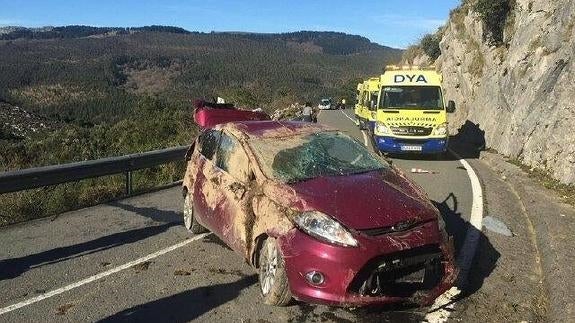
{"left": 0, "top": 26, "right": 401, "bottom": 225}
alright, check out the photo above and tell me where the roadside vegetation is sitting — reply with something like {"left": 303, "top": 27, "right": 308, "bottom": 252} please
{"left": 507, "top": 159, "right": 575, "bottom": 207}
{"left": 0, "top": 27, "right": 401, "bottom": 226}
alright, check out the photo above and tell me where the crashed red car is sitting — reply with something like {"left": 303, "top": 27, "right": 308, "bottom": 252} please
{"left": 182, "top": 106, "right": 457, "bottom": 307}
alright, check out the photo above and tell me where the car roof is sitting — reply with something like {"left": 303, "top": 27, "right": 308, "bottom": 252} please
{"left": 217, "top": 120, "right": 334, "bottom": 139}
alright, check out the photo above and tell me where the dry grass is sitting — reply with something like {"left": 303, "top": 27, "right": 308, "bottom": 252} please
{"left": 507, "top": 159, "right": 575, "bottom": 207}
{"left": 401, "top": 45, "right": 424, "bottom": 65}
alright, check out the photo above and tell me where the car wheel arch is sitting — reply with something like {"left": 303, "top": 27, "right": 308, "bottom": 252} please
{"left": 251, "top": 233, "right": 269, "bottom": 268}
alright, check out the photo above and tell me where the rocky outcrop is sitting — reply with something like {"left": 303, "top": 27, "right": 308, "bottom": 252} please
{"left": 436, "top": 0, "right": 575, "bottom": 183}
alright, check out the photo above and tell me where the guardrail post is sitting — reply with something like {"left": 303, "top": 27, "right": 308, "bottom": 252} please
{"left": 125, "top": 171, "right": 132, "bottom": 196}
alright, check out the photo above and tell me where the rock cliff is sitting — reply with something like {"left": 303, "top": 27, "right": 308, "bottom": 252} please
{"left": 416, "top": 0, "right": 575, "bottom": 183}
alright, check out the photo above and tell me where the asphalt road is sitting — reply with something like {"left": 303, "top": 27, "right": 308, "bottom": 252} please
{"left": 0, "top": 110, "right": 475, "bottom": 322}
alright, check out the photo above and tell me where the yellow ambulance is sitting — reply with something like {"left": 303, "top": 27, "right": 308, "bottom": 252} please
{"left": 372, "top": 65, "right": 455, "bottom": 155}
{"left": 356, "top": 77, "right": 380, "bottom": 131}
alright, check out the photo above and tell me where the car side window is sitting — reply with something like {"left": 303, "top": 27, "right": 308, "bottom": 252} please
{"left": 216, "top": 133, "right": 251, "bottom": 182}
{"left": 199, "top": 130, "right": 221, "bottom": 160}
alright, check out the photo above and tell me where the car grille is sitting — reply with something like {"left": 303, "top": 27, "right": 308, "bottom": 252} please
{"left": 348, "top": 245, "right": 444, "bottom": 298}
{"left": 360, "top": 219, "right": 431, "bottom": 236}
{"left": 391, "top": 126, "right": 432, "bottom": 136}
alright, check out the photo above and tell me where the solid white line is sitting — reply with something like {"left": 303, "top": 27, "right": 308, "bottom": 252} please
{"left": 338, "top": 113, "right": 484, "bottom": 322}
{"left": 424, "top": 150, "right": 484, "bottom": 323}
{"left": 339, "top": 110, "right": 368, "bottom": 147}
{"left": 0, "top": 232, "right": 210, "bottom": 316}
{"left": 340, "top": 110, "right": 356, "bottom": 123}
{"left": 361, "top": 130, "right": 369, "bottom": 147}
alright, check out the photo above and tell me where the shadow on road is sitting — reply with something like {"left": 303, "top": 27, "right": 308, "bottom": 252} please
{"left": 0, "top": 203, "right": 180, "bottom": 281}
{"left": 433, "top": 193, "right": 500, "bottom": 297}
{"left": 98, "top": 275, "right": 257, "bottom": 323}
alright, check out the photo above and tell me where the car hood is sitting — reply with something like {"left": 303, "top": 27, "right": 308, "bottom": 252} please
{"left": 263, "top": 169, "right": 438, "bottom": 231}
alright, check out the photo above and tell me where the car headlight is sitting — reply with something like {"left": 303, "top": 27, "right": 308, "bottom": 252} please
{"left": 293, "top": 211, "right": 358, "bottom": 247}
{"left": 432, "top": 123, "right": 448, "bottom": 136}
{"left": 375, "top": 123, "right": 391, "bottom": 135}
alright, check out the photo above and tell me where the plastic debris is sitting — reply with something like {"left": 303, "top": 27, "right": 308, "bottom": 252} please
{"left": 483, "top": 216, "right": 513, "bottom": 237}
{"left": 411, "top": 168, "right": 438, "bottom": 174}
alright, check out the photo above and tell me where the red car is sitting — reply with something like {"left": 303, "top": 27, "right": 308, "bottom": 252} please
{"left": 182, "top": 109, "right": 457, "bottom": 307}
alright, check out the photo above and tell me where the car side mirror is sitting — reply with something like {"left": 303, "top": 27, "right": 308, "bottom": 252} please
{"left": 370, "top": 100, "right": 376, "bottom": 110}
{"left": 447, "top": 100, "right": 456, "bottom": 113}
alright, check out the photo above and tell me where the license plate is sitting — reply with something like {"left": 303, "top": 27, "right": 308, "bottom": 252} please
{"left": 396, "top": 267, "right": 426, "bottom": 283}
{"left": 401, "top": 145, "right": 422, "bottom": 151}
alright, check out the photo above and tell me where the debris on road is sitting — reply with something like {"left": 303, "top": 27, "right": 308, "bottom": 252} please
{"left": 100, "top": 261, "right": 111, "bottom": 267}
{"left": 55, "top": 303, "right": 75, "bottom": 315}
{"left": 411, "top": 168, "right": 439, "bottom": 174}
{"left": 174, "top": 269, "right": 192, "bottom": 276}
{"left": 132, "top": 261, "right": 152, "bottom": 273}
{"left": 483, "top": 216, "right": 513, "bottom": 237}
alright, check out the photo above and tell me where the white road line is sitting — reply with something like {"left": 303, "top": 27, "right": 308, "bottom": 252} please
{"left": 340, "top": 110, "right": 356, "bottom": 123}
{"left": 424, "top": 150, "right": 484, "bottom": 323}
{"left": 0, "top": 232, "right": 211, "bottom": 316}
{"left": 338, "top": 113, "right": 485, "bottom": 322}
{"left": 339, "top": 110, "right": 369, "bottom": 147}
{"left": 361, "top": 131, "right": 369, "bottom": 147}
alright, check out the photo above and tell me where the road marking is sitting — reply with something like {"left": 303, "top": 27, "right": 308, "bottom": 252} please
{"left": 338, "top": 113, "right": 485, "bottom": 322}
{"left": 424, "top": 150, "right": 484, "bottom": 323}
{"left": 339, "top": 110, "right": 369, "bottom": 147}
{"left": 0, "top": 232, "right": 211, "bottom": 316}
{"left": 340, "top": 110, "right": 356, "bottom": 123}
{"left": 361, "top": 130, "right": 369, "bottom": 147}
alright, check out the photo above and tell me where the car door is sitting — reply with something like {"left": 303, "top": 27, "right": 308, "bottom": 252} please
{"left": 191, "top": 129, "right": 223, "bottom": 232}
{"left": 208, "top": 132, "right": 255, "bottom": 255}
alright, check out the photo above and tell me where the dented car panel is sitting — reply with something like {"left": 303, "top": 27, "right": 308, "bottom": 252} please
{"left": 182, "top": 119, "right": 457, "bottom": 307}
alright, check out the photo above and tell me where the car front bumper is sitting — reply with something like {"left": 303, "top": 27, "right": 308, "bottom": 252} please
{"left": 374, "top": 136, "right": 448, "bottom": 154}
{"left": 277, "top": 223, "right": 457, "bottom": 307}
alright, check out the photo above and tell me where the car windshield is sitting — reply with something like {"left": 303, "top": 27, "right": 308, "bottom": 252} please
{"left": 321, "top": 100, "right": 330, "bottom": 105}
{"left": 250, "top": 131, "right": 387, "bottom": 183}
{"left": 379, "top": 86, "right": 444, "bottom": 110}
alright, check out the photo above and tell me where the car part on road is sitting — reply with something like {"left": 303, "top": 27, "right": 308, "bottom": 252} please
{"left": 411, "top": 168, "right": 439, "bottom": 174}
{"left": 183, "top": 193, "right": 208, "bottom": 234}
{"left": 482, "top": 216, "right": 513, "bottom": 237}
{"left": 259, "top": 238, "right": 292, "bottom": 306}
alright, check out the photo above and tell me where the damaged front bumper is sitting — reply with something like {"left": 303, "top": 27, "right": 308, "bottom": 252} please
{"left": 277, "top": 222, "right": 457, "bottom": 307}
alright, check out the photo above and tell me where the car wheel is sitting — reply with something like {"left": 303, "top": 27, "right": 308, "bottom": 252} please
{"left": 183, "top": 193, "right": 207, "bottom": 234}
{"left": 259, "top": 238, "right": 292, "bottom": 306}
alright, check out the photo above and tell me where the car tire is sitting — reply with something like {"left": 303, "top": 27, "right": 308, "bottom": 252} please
{"left": 183, "top": 193, "right": 207, "bottom": 234}
{"left": 259, "top": 238, "right": 292, "bottom": 306}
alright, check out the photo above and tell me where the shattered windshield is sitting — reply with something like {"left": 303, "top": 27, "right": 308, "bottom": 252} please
{"left": 379, "top": 86, "right": 444, "bottom": 110}
{"left": 250, "top": 132, "right": 387, "bottom": 183}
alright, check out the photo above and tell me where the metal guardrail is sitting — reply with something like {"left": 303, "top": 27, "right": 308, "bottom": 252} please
{"left": 0, "top": 145, "right": 190, "bottom": 195}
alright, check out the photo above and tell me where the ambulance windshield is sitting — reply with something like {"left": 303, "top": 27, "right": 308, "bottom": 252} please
{"left": 379, "top": 86, "right": 444, "bottom": 110}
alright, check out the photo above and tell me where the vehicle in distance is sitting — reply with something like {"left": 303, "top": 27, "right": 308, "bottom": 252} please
{"left": 182, "top": 107, "right": 457, "bottom": 307}
{"left": 318, "top": 98, "right": 333, "bottom": 110}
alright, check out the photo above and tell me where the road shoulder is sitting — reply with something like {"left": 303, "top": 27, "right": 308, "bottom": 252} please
{"left": 447, "top": 155, "right": 546, "bottom": 322}
{"left": 476, "top": 152, "right": 575, "bottom": 322}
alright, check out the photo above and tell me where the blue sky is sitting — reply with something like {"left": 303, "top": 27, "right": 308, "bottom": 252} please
{"left": 0, "top": 0, "right": 461, "bottom": 48}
